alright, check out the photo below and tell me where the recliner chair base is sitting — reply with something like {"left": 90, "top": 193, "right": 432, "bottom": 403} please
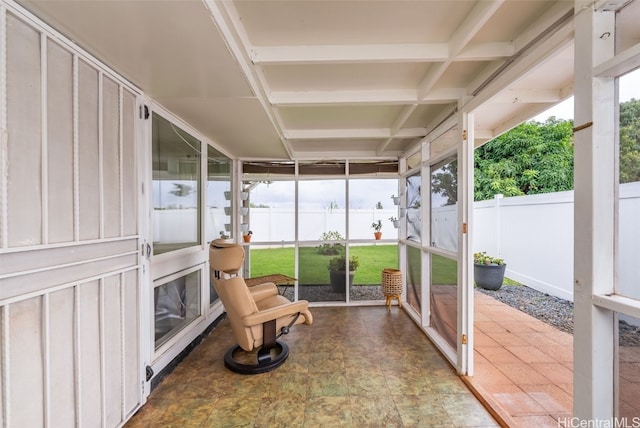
{"left": 224, "top": 341, "right": 289, "bottom": 375}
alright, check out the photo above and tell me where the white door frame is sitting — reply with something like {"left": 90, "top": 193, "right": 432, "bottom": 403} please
{"left": 573, "top": 0, "right": 640, "bottom": 419}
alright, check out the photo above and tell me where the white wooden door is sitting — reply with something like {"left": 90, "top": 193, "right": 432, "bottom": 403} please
{"left": 0, "top": 3, "right": 144, "bottom": 426}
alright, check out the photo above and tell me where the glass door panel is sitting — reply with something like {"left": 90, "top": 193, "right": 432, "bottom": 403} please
{"left": 152, "top": 113, "right": 201, "bottom": 255}
{"left": 406, "top": 245, "right": 422, "bottom": 313}
{"left": 249, "top": 244, "right": 295, "bottom": 300}
{"left": 244, "top": 181, "right": 296, "bottom": 243}
{"left": 349, "top": 244, "right": 398, "bottom": 302}
{"left": 430, "top": 157, "right": 458, "bottom": 252}
{"left": 298, "top": 244, "right": 347, "bottom": 303}
{"left": 617, "top": 313, "right": 640, "bottom": 418}
{"left": 406, "top": 173, "right": 422, "bottom": 243}
{"left": 429, "top": 254, "right": 458, "bottom": 350}
{"left": 616, "top": 68, "right": 640, "bottom": 418}
{"left": 298, "top": 180, "right": 346, "bottom": 241}
{"left": 616, "top": 68, "right": 640, "bottom": 301}
{"left": 348, "top": 179, "right": 398, "bottom": 240}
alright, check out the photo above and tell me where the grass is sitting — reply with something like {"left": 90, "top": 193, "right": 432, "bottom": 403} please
{"left": 432, "top": 254, "right": 457, "bottom": 285}
{"left": 250, "top": 244, "right": 398, "bottom": 285}
{"left": 249, "top": 245, "right": 520, "bottom": 287}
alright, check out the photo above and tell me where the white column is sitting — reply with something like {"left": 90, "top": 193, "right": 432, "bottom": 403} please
{"left": 458, "top": 110, "right": 474, "bottom": 375}
{"left": 573, "top": 0, "right": 616, "bottom": 420}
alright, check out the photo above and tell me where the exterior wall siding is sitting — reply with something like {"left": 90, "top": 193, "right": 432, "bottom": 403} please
{"left": 0, "top": 4, "right": 143, "bottom": 426}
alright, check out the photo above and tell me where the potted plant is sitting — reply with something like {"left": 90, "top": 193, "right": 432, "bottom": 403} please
{"left": 328, "top": 255, "right": 359, "bottom": 293}
{"left": 389, "top": 216, "right": 400, "bottom": 229}
{"left": 391, "top": 194, "right": 400, "bottom": 206}
{"left": 371, "top": 220, "right": 383, "bottom": 239}
{"left": 474, "top": 252, "right": 506, "bottom": 290}
{"left": 243, "top": 230, "right": 252, "bottom": 243}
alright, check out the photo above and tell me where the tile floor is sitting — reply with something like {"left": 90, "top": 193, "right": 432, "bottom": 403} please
{"left": 126, "top": 306, "right": 499, "bottom": 427}
{"left": 470, "top": 291, "right": 574, "bottom": 427}
{"left": 472, "top": 291, "right": 640, "bottom": 426}
{"left": 127, "top": 290, "right": 639, "bottom": 427}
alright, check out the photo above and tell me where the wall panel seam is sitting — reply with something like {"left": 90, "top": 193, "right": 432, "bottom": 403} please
{"left": 41, "top": 32, "right": 48, "bottom": 245}
{"left": 0, "top": 264, "right": 139, "bottom": 307}
{"left": 119, "top": 274, "right": 126, "bottom": 422}
{"left": 98, "top": 71, "right": 104, "bottom": 240}
{"left": 73, "top": 54, "right": 79, "bottom": 242}
{"left": 0, "top": 250, "right": 139, "bottom": 279}
{"left": 1, "top": 305, "right": 9, "bottom": 428}
{"left": 0, "top": 235, "right": 139, "bottom": 254}
{"left": 119, "top": 86, "right": 124, "bottom": 238}
{"left": 43, "top": 293, "right": 50, "bottom": 428}
{"left": 0, "top": 4, "right": 7, "bottom": 250}
{"left": 73, "top": 285, "right": 81, "bottom": 428}
{"left": 99, "top": 278, "right": 106, "bottom": 428}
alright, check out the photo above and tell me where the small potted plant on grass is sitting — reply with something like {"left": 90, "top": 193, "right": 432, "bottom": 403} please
{"left": 371, "top": 220, "right": 383, "bottom": 239}
{"left": 474, "top": 252, "right": 506, "bottom": 290}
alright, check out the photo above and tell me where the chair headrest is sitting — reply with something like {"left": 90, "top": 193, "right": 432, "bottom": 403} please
{"left": 210, "top": 239, "right": 245, "bottom": 274}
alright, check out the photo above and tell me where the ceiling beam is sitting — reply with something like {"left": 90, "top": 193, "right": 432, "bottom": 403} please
{"left": 418, "top": 0, "right": 503, "bottom": 97}
{"left": 490, "top": 88, "right": 565, "bottom": 104}
{"left": 251, "top": 42, "right": 514, "bottom": 65}
{"left": 285, "top": 128, "right": 427, "bottom": 140}
{"left": 270, "top": 88, "right": 463, "bottom": 106}
{"left": 457, "top": 42, "right": 514, "bottom": 60}
{"left": 252, "top": 44, "right": 449, "bottom": 64}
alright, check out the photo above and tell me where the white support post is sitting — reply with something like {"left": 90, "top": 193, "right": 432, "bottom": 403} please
{"left": 458, "top": 109, "right": 474, "bottom": 376}
{"left": 421, "top": 142, "right": 430, "bottom": 328}
{"left": 573, "top": 1, "right": 616, "bottom": 420}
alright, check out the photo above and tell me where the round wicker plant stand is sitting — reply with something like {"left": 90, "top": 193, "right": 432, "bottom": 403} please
{"left": 381, "top": 268, "right": 403, "bottom": 311}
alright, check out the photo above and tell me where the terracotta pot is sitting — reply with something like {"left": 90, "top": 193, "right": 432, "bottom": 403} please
{"left": 243, "top": 235, "right": 251, "bottom": 243}
{"left": 374, "top": 231, "right": 382, "bottom": 240}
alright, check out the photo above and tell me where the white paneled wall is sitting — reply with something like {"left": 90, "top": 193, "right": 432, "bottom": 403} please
{"left": 0, "top": 4, "right": 143, "bottom": 427}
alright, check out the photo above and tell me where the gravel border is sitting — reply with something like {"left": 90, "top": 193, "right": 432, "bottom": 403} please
{"left": 477, "top": 284, "right": 575, "bottom": 334}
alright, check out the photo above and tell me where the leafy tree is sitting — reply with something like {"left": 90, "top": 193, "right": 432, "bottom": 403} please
{"left": 169, "top": 183, "right": 194, "bottom": 197}
{"left": 620, "top": 98, "right": 640, "bottom": 183}
{"left": 474, "top": 118, "right": 574, "bottom": 201}
{"left": 431, "top": 160, "right": 458, "bottom": 205}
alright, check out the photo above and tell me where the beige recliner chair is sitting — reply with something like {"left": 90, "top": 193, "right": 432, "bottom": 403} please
{"left": 209, "top": 239, "right": 313, "bottom": 374}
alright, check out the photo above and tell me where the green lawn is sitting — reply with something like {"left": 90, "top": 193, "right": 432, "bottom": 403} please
{"left": 432, "top": 254, "right": 457, "bottom": 285}
{"left": 250, "top": 244, "right": 398, "bottom": 285}
{"left": 249, "top": 246, "right": 519, "bottom": 287}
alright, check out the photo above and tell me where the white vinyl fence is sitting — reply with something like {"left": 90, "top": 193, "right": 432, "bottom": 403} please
{"left": 473, "top": 181, "right": 640, "bottom": 302}
{"left": 154, "top": 182, "right": 640, "bottom": 303}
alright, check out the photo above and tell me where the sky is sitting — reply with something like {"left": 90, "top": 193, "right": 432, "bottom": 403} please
{"left": 534, "top": 68, "right": 640, "bottom": 121}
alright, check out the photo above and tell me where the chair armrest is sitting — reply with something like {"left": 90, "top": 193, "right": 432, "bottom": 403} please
{"left": 242, "top": 300, "right": 310, "bottom": 326}
{"left": 248, "top": 282, "right": 278, "bottom": 302}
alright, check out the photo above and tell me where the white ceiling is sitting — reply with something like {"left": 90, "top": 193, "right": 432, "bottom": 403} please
{"left": 20, "top": 0, "right": 580, "bottom": 160}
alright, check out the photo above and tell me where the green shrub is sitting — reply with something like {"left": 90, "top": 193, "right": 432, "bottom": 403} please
{"left": 328, "top": 255, "right": 360, "bottom": 272}
{"left": 316, "top": 230, "right": 345, "bottom": 255}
